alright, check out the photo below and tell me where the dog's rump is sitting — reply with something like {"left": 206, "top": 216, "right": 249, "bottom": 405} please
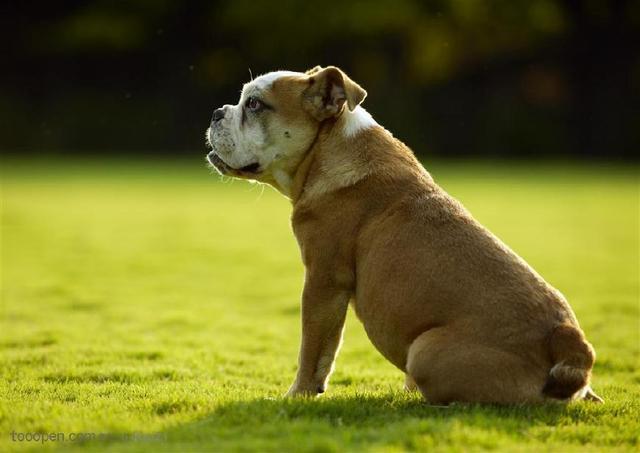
{"left": 542, "top": 322, "right": 601, "bottom": 401}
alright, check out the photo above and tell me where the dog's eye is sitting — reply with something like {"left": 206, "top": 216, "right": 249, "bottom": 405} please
{"left": 246, "top": 97, "right": 263, "bottom": 112}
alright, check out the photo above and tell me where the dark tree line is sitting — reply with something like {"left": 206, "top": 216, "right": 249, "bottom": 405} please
{"left": 1, "top": 0, "right": 638, "bottom": 159}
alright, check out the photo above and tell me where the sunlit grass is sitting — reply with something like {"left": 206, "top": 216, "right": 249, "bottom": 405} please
{"left": 1, "top": 158, "right": 638, "bottom": 452}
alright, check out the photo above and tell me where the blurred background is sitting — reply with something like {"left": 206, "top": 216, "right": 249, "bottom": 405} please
{"left": 2, "top": 0, "right": 638, "bottom": 159}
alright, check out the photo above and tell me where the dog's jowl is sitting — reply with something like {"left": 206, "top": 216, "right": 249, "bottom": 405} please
{"left": 205, "top": 66, "right": 602, "bottom": 404}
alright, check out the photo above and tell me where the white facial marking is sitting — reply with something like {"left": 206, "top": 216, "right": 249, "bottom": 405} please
{"left": 253, "top": 71, "right": 303, "bottom": 91}
{"left": 342, "top": 105, "right": 378, "bottom": 137}
{"left": 208, "top": 70, "right": 318, "bottom": 196}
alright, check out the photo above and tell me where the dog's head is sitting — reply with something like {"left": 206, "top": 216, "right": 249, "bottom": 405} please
{"left": 205, "top": 66, "right": 368, "bottom": 193}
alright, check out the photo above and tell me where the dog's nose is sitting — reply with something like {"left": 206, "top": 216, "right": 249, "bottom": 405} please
{"left": 211, "top": 108, "right": 225, "bottom": 123}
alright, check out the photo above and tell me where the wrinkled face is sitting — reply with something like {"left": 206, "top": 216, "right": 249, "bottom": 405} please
{"left": 205, "top": 71, "right": 319, "bottom": 189}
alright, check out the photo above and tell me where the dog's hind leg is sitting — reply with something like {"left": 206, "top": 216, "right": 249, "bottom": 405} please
{"left": 406, "top": 328, "right": 546, "bottom": 404}
{"left": 583, "top": 386, "right": 604, "bottom": 403}
{"left": 404, "top": 373, "right": 418, "bottom": 392}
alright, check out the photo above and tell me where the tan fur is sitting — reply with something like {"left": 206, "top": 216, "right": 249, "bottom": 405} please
{"left": 302, "top": 66, "right": 367, "bottom": 120}
{"left": 206, "top": 66, "right": 602, "bottom": 404}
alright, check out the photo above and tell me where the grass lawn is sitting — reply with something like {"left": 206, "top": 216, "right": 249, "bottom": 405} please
{"left": 1, "top": 157, "right": 638, "bottom": 452}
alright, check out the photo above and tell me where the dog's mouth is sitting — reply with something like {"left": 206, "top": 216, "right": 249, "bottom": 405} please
{"left": 206, "top": 152, "right": 261, "bottom": 176}
{"left": 238, "top": 162, "right": 261, "bottom": 173}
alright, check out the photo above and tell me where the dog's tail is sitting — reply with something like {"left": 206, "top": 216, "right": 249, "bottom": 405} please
{"left": 542, "top": 323, "right": 602, "bottom": 402}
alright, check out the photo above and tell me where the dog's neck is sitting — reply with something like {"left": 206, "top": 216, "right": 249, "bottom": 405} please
{"left": 289, "top": 112, "right": 371, "bottom": 204}
{"left": 289, "top": 109, "right": 430, "bottom": 205}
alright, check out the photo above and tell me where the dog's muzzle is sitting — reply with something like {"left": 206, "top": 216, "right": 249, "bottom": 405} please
{"left": 207, "top": 152, "right": 261, "bottom": 175}
{"left": 207, "top": 151, "right": 232, "bottom": 174}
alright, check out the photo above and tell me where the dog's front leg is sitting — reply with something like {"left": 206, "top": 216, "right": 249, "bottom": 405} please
{"left": 285, "top": 280, "right": 349, "bottom": 397}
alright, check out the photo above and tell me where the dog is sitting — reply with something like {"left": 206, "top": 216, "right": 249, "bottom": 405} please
{"left": 205, "top": 66, "right": 603, "bottom": 404}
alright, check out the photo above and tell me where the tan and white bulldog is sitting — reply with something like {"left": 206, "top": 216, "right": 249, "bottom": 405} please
{"left": 205, "top": 66, "right": 603, "bottom": 404}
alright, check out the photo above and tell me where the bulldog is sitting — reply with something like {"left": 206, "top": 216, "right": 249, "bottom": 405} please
{"left": 205, "top": 66, "right": 602, "bottom": 404}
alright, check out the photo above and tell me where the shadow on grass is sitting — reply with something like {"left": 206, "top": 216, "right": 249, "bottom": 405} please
{"left": 75, "top": 393, "right": 588, "bottom": 452}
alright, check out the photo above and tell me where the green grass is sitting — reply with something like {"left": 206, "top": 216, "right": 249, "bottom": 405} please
{"left": 1, "top": 158, "right": 638, "bottom": 452}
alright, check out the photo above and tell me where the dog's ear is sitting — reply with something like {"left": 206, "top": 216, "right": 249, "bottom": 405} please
{"left": 305, "top": 65, "right": 323, "bottom": 76}
{"left": 303, "top": 66, "right": 367, "bottom": 121}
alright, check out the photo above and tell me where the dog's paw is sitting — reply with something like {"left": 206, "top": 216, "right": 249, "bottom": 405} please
{"left": 284, "top": 383, "right": 323, "bottom": 398}
{"left": 404, "top": 373, "right": 419, "bottom": 392}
